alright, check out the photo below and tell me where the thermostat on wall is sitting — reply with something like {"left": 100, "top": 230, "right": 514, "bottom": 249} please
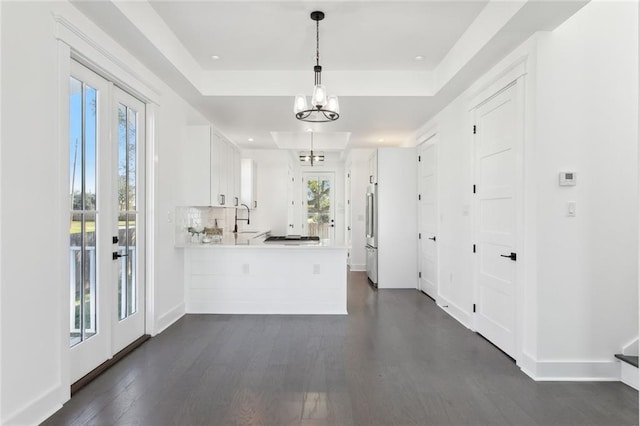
{"left": 559, "top": 171, "right": 577, "bottom": 186}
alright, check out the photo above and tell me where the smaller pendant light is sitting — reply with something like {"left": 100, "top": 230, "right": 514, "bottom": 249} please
{"left": 299, "top": 132, "right": 325, "bottom": 166}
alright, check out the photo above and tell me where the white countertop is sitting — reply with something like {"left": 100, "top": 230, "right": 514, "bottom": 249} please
{"left": 176, "top": 230, "right": 346, "bottom": 249}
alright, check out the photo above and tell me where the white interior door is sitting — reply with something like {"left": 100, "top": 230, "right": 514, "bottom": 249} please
{"left": 69, "top": 62, "right": 146, "bottom": 383}
{"left": 473, "top": 82, "right": 520, "bottom": 359}
{"left": 418, "top": 138, "right": 438, "bottom": 298}
{"left": 112, "top": 87, "right": 146, "bottom": 354}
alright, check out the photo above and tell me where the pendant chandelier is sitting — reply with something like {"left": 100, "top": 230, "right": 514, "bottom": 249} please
{"left": 294, "top": 11, "right": 340, "bottom": 123}
{"left": 299, "top": 132, "right": 325, "bottom": 166}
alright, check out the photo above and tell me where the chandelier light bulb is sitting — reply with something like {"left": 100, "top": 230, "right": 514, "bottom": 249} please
{"left": 327, "top": 96, "right": 339, "bottom": 115}
{"left": 312, "top": 85, "right": 327, "bottom": 108}
{"left": 294, "top": 94, "right": 308, "bottom": 114}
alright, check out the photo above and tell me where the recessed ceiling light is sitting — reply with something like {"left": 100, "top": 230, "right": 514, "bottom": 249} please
{"left": 378, "top": 138, "right": 385, "bottom": 143}
{"left": 414, "top": 55, "right": 425, "bottom": 61}
{"left": 248, "top": 138, "right": 254, "bottom": 142}
{"left": 210, "top": 55, "right": 221, "bottom": 60}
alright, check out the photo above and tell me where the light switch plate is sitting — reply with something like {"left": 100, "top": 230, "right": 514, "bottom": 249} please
{"left": 567, "top": 201, "right": 576, "bottom": 217}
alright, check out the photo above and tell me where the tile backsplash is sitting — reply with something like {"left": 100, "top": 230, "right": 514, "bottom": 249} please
{"left": 175, "top": 206, "right": 236, "bottom": 245}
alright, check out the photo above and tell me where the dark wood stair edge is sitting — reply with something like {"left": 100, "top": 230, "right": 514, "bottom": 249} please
{"left": 71, "top": 334, "right": 151, "bottom": 396}
{"left": 615, "top": 354, "right": 639, "bottom": 368}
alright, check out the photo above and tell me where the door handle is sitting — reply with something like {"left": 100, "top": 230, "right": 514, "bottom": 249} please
{"left": 500, "top": 252, "right": 517, "bottom": 261}
{"left": 112, "top": 252, "right": 128, "bottom": 260}
{"left": 429, "top": 236, "right": 436, "bottom": 241}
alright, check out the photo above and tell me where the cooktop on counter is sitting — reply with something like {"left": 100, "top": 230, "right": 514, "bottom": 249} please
{"left": 264, "top": 235, "right": 320, "bottom": 243}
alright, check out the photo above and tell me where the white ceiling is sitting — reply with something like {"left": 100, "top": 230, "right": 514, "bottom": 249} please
{"left": 71, "top": 0, "right": 589, "bottom": 151}
{"left": 148, "top": 1, "right": 488, "bottom": 71}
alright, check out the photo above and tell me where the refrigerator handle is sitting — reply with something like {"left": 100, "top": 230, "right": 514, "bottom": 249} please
{"left": 365, "top": 193, "right": 370, "bottom": 238}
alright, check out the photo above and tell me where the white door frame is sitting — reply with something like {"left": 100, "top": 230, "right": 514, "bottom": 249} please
{"left": 470, "top": 71, "right": 526, "bottom": 364}
{"left": 56, "top": 19, "right": 158, "bottom": 395}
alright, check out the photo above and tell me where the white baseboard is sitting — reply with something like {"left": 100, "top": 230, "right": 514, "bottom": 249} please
{"left": 518, "top": 353, "right": 538, "bottom": 379}
{"left": 349, "top": 264, "right": 365, "bottom": 272}
{"left": 155, "top": 302, "right": 185, "bottom": 335}
{"left": 519, "top": 355, "right": 619, "bottom": 381}
{"left": 437, "top": 296, "right": 472, "bottom": 329}
{"left": 619, "top": 361, "right": 639, "bottom": 390}
{"left": 3, "top": 384, "right": 62, "bottom": 426}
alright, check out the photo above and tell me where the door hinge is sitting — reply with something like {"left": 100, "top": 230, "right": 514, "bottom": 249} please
{"left": 418, "top": 233, "right": 422, "bottom": 239}
{"left": 418, "top": 155, "right": 421, "bottom": 162}
{"left": 473, "top": 244, "right": 476, "bottom": 253}
{"left": 473, "top": 184, "right": 476, "bottom": 194}
{"left": 473, "top": 303, "right": 476, "bottom": 313}
{"left": 473, "top": 125, "right": 477, "bottom": 134}
{"left": 419, "top": 272, "right": 422, "bottom": 278}
{"left": 418, "top": 194, "right": 421, "bottom": 201}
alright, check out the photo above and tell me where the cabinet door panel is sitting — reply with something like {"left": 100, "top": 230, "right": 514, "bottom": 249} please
{"left": 211, "top": 132, "right": 224, "bottom": 206}
{"left": 183, "top": 126, "right": 211, "bottom": 206}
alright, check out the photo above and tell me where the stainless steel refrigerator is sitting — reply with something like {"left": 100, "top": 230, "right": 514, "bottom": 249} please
{"left": 364, "top": 148, "right": 417, "bottom": 289}
{"left": 365, "top": 184, "right": 378, "bottom": 286}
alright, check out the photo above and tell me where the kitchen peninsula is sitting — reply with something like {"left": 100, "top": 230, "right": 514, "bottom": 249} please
{"left": 179, "top": 233, "right": 348, "bottom": 315}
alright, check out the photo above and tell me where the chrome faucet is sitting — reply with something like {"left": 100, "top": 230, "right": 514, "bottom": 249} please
{"left": 233, "top": 204, "right": 250, "bottom": 233}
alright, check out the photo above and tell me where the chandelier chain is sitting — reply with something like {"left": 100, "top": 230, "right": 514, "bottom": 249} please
{"left": 316, "top": 19, "right": 320, "bottom": 67}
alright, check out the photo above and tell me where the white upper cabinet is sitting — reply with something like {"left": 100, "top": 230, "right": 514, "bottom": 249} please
{"left": 232, "top": 149, "right": 241, "bottom": 207}
{"left": 240, "top": 158, "right": 258, "bottom": 209}
{"left": 183, "top": 126, "right": 212, "bottom": 206}
{"left": 184, "top": 125, "right": 240, "bottom": 207}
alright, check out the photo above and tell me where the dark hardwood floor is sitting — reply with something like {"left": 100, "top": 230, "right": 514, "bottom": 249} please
{"left": 44, "top": 271, "right": 638, "bottom": 425}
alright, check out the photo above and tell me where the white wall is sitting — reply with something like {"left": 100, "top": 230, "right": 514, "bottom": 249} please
{"left": 2, "top": 4, "right": 67, "bottom": 423}
{"left": 1, "top": 2, "right": 205, "bottom": 423}
{"left": 534, "top": 1, "right": 638, "bottom": 365}
{"left": 413, "top": 0, "right": 638, "bottom": 379}
{"left": 240, "top": 149, "right": 291, "bottom": 235}
{"left": 345, "top": 149, "right": 373, "bottom": 271}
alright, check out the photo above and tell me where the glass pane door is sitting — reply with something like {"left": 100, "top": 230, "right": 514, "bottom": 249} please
{"left": 304, "top": 173, "right": 335, "bottom": 240}
{"left": 68, "top": 62, "right": 146, "bottom": 382}
{"left": 112, "top": 87, "right": 146, "bottom": 354}
{"left": 117, "top": 103, "right": 138, "bottom": 321}
{"left": 69, "top": 77, "right": 98, "bottom": 346}
{"left": 69, "top": 61, "right": 112, "bottom": 383}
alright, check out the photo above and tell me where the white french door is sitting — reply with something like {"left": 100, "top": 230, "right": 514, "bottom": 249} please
{"left": 472, "top": 81, "right": 521, "bottom": 359}
{"left": 417, "top": 138, "right": 438, "bottom": 298}
{"left": 112, "top": 87, "right": 146, "bottom": 354}
{"left": 69, "top": 61, "right": 146, "bottom": 382}
{"left": 302, "top": 172, "right": 335, "bottom": 240}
